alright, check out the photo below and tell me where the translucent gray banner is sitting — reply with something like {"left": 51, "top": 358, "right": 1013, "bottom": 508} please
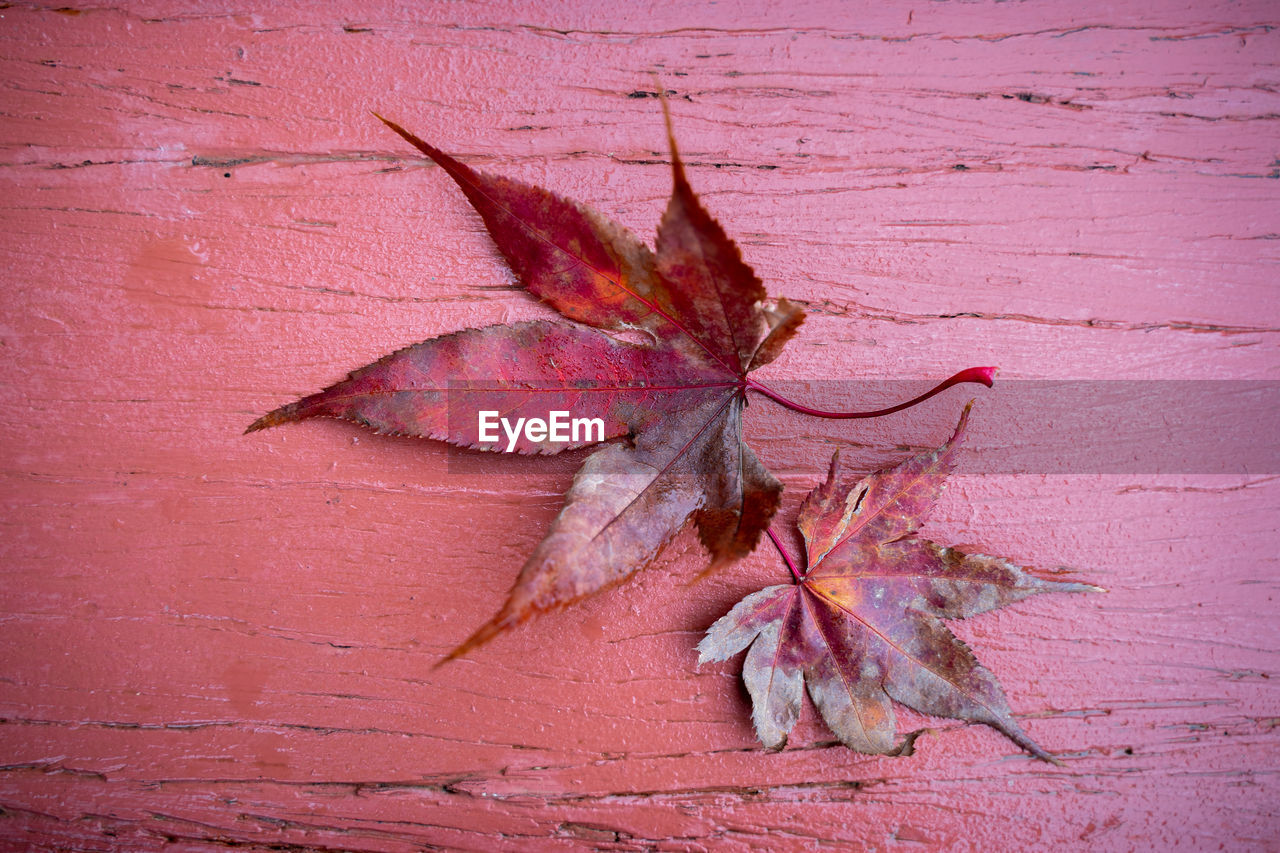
{"left": 446, "top": 380, "right": 1278, "bottom": 475}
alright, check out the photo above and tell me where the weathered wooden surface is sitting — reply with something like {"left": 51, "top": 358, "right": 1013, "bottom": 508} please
{"left": 2, "top": 1, "right": 1277, "bottom": 849}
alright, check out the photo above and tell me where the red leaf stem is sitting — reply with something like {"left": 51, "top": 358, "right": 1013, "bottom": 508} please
{"left": 746, "top": 366, "right": 996, "bottom": 419}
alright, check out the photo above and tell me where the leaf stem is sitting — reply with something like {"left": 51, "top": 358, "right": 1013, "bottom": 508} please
{"left": 766, "top": 528, "right": 803, "bottom": 583}
{"left": 745, "top": 366, "right": 996, "bottom": 419}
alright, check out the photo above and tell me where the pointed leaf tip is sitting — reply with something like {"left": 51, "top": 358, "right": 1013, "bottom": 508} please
{"left": 1055, "top": 580, "right": 1106, "bottom": 595}
{"left": 375, "top": 113, "right": 449, "bottom": 162}
{"left": 657, "top": 85, "right": 682, "bottom": 175}
{"left": 244, "top": 403, "right": 298, "bottom": 434}
{"left": 436, "top": 615, "right": 511, "bottom": 668}
{"left": 946, "top": 399, "right": 976, "bottom": 447}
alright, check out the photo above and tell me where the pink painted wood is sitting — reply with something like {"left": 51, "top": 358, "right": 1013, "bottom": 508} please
{"left": 1, "top": 1, "right": 1277, "bottom": 849}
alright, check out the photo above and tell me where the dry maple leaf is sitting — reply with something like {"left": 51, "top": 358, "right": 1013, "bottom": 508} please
{"left": 699, "top": 404, "right": 1100, "bottom": 763}
{"left": 248, "top": 106, "right": 993, "bottom": 662}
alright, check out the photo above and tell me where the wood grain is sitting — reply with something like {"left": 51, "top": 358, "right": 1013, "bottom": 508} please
{"left": 1, "top": 1, "right": 1277, "bottom": 849}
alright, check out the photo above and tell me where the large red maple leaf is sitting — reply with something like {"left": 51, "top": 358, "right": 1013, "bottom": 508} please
{"left": 699, "top": 405, "right": 1099, "bottom": 762}
{"left": 249, "top": 109, "right": 991, "bottom": 661}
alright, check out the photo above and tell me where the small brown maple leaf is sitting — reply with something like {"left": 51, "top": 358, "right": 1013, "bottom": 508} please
{"left": 698, "top": 404, "right": 1100, "bottom": 763}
